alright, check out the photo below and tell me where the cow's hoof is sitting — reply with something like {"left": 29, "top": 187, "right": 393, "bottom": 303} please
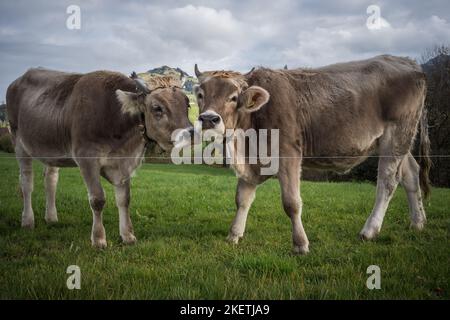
{"left": 293, "top": 244, "right": 309, "bottom": 255}
{"left": 21, "top": 217, "right": 35, "bottom": 229}
{"left": 121, "top": 234, "right": 137, "bottom": 245}
{"left": 410, "top": 221, "right": 426, "bottom": 231}
{"left": 92, "top": 238, "right": 107, "bottom": 249}
{"left": 45, "top": 215, "right": 58, "bottom": 224}
{"left": 359, "top": 228, "right": 379, "bottom": 241}
{"left": 226, "top": 233, "right": 242, "bottom": 244}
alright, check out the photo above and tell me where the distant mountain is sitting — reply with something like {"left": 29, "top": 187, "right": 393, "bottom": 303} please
{"left": 147, "top": 65, "right": 190, "bottom": 78}
{"left": 140, "top": 65, "right": 198, "bottom": 93}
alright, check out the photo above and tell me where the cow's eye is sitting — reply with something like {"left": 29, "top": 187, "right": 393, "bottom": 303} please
{"left": 197, "top": 93, "right": 203, "bottom": 100}
{"left": 153, "top": 105, "right": 163, "bottom": 114}
{"left": 230, "top": 95, "right": 238, "bottom": 103}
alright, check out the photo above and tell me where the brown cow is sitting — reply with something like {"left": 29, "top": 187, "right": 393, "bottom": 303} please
{"left": 6, "top": 68, "right": 193, "bottom": 248}
{"left": 194, "top": 55, "right": 431, "bottom": 254}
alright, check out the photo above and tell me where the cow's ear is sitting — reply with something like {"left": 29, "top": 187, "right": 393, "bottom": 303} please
{"left": 238, "top": 86, "right": 270, "bottom": 113}
{"left": 116, "top": 90, "right": 145, "bottom": 115}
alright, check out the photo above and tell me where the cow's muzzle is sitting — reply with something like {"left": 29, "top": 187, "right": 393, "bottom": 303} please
{"left": 198, "top": 111, "right": 223, "bottom": 130}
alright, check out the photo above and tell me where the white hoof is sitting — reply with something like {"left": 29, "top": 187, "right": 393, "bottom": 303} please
{"left": 359, "top": 227, "right": 380, "bottom": 241}
{"left": 293, "top": 244, "right": 309, "bottom": 255}
{"left": 121, "top": 233, "right": 137, "bottom": 245}
{"left": 91, "top": 238, "right": 107, "bottom": 249}
{"left": 21, "top": 215, "right": 35, "bottom": 229}
{"left": 45, "top": 213, "right": 58, "bottom": 224}
{"left": 226, "top": 233, "right": 242, "bottom": 244}
{"left": 410, "top": 220, "right": 426, "bottom": 231}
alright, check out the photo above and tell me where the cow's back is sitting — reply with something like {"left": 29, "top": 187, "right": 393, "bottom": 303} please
{"left": 6, "top": 68, "right": 83, "bottom": 159}
{"left": 6, "top": 68, "right": 140, "bottom": 165}
{"left": 246, "top": 55, "right": 426, "bottom": 170}
{"left": 67, "top": 70, "right": 139, "bottom": 152}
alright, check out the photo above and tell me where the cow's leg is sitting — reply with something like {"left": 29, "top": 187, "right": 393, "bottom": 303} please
{"left": 278, "top": 159, "right": 309, "bottom": 254}
{"left": 400, "top": 152, "right": 426, "bottom": 230}
{"left": 16, "top": 147, "right": 34, "bottom": 229}
{"left": 227, "top": 178, "right": 257, "bottom": 244}
{"left": 78, "top": 161, "right": 107, "bottom": 248}
{"left": 360, "top": 154, "right": 404, "bottom": 240}
{"left": 114, "top": 179, "right": 137, "bottom": 244}
{"left": 44, "top": 166, "right": 59, "bottom": 223}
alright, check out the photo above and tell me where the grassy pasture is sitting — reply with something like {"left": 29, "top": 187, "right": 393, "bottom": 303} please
{"left": 0, "top": 151, "right": 448, "bottom": 299}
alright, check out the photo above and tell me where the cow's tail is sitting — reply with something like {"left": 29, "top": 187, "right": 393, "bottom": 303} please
{"left": 418, "top": 105, "right": 432, "bottom": 199}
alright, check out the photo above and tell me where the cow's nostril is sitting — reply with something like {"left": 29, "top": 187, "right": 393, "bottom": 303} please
{"left": 199, "top": 114, "right": 221, "bottom": 125}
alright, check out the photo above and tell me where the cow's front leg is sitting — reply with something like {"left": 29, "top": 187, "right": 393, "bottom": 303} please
{"left": 114, "top": 179, "right": 136, "bottom": 245}
{"left": 44, "top": 166, "right": 59, "bottom": 223}
{"left": 227, "top": 178, "right": 257, "bottom": 244}
{"left": 79, "top": 161, "right": 107, "bottom": 249}
{"left": 18, "top": 154, "right": 35, "bottom": 229}
{"left": 278, "top": 160, "right": 309, "bottom": 254}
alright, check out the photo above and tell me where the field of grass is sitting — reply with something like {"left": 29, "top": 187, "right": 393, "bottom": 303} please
{"left": 0, "top": 151, "right": 449, "bottom": 299}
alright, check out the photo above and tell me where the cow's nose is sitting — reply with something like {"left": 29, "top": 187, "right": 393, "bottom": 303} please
{"left": 199, "top": 114, "right": 220, "bottom": 124}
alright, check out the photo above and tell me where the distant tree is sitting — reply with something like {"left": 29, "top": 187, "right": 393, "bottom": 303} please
{"left": 0, "top": 102, "right": 7, "bottom": 123}
{"left": 419, "top": 44, "right": 450, "bottom": 187}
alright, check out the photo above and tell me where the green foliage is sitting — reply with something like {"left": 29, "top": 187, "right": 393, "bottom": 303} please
{"left": 0, "top": 152, "right": 448, "bottom": 299}
{"left": 0, "top": 133, "right": 13, "bottom": 153}
{"left": 0, "top": 103, "right": 6, "bottom": 122}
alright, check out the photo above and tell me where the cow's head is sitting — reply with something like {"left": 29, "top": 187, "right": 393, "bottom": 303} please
{"left": 116, "top": 73, "right": 193, "bottom": 151}
{"left": 194, "top": 64, "right": 269, "bottom": 134}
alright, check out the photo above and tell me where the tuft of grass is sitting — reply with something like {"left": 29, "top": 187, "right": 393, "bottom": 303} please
{"left": 0, "top": 151, "right": 448, "bottom": 299}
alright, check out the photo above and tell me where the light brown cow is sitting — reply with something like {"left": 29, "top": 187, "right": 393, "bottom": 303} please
{"left": 6, "top": 68, "right": 193, "bottom": 248}
{"left": 194, "top": 55, "right": 431, "bottom": 254}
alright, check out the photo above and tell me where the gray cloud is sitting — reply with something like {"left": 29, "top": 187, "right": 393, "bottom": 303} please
{"left": 1, "top": 0, "right": 449, "bottom": 100}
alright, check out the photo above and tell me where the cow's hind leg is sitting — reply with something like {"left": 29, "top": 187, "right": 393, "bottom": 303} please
{"left": 44, "top": 166, "right": 59, "bottom": 223}
{"left": 78, "top": 160, "right": 107, "bottom": 248}
{"left": 400, "top": 152, "right": 426, "bottom": 230}
{"left": 227, "top": 178, "right": 257, "bottom": 244}
{"left": 114, "top": 179, "right": 137, "bottom": 244}
{"left": 16, "top": 145, "right": 34, "bottom": 229}
{"left": 360, "top": 154, "right": 403, "bottom": 240}
{"left": 360, "top": 123, "right": 415, "bottom": 240}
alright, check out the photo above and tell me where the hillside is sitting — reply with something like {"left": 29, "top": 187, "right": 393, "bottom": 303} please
{"left": 139, "top": 65, "right": 198, "bottom": 93}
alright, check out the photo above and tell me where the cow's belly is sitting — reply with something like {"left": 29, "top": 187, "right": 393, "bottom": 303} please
{"left": 302, "top": 130, "right": 381, "bottom": 173}
{"left": 17, "top": 131, "right": 76, "bottom": 167}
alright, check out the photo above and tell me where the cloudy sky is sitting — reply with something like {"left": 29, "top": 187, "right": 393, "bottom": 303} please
{"left": 1, "top": 0, "right": 449, "bottom": 101}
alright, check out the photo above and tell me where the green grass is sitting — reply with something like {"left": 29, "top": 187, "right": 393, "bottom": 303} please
{"left": 188, "top": 96, "right": 199, "bottom": 124}
{"left": 0, "top": 151, "right": 449, "bottom": 299}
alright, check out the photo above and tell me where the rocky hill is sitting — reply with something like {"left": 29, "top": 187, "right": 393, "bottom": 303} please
{"left": 139, "top": 66, "right": 197, "bottom": 93}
